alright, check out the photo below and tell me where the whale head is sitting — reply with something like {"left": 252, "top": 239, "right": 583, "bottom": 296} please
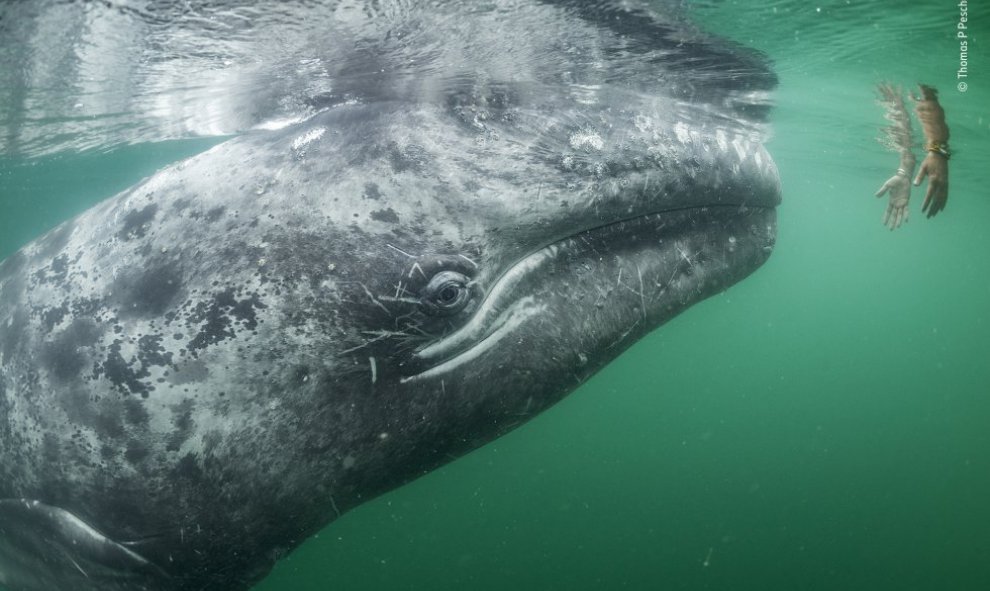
{"left": 0, "top": 1, "right": 779, "bottom": 590}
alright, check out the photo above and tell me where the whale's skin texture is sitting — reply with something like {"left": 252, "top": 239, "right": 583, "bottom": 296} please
{"left": 0, "top": 1, "right": 780, "bottom": 589}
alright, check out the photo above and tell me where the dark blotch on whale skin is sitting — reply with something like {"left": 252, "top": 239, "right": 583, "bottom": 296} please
{"left": 93, "top": 334, "right": 175, "bottom": 398}
{"left": 97, "top": 339, "right": 152, "bottom": 398}
{"left": 186, "top": 288, "right": 266, "bottom": 353}
{"left": 32, "top": 254, "right": 71, "bottom": 286}
{"left": 363, "top": 182, "right": 382, "bottom": 200}
{"left": 138, "top": 334, "right": 173, "bottom": 369}
{"left": 173, "top": 452, "right": 204, "bottom": 483}
{"left": 387, "top": 142, "right": 429, "bottom": 174}
{"left": 41, "top": 433, "right": 60, "bottom": 465}
{"left": 92, "top": 407, "right": 126, "bottom": 440}
{"left": 119, "top": 204, "right": 158, "bottom": 240}
{"left": 114, "top": 260, "right": 184, "bottom": 319}
{"left": 187, "top": 205, "right": 227, "bottom": 222}
{"left": 40, "top": 302, "right": 70, "bottom": 333}
{"left": 446, "top": 84, "right": 517, "bottom": 129}
{"left": 123, "top": 397, "right": 150, "bottom": 427}
{"left": 70, "top": 297, "right": 106, "bottom": 319}
{"left": 370, "top": 208, "right": 400, "bottom": 224}
{"left": 205, "top": 206, "right": 226, "bottom": 222}
{"left": 166, "top": 398, "right": 196, "bottom": 452}
{"left": 56, "top": 388, "right": 127, "bottom": 442}
{"left": 172, "top": 198, "right": 190, "bottom": 210}
{"left": 125, "top": 439, "right": 150, "bottom": 464}
{"left": 41, "top": 318, "right": 103, "bottom": 382}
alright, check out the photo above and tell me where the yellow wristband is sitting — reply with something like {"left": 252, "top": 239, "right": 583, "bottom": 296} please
{"left": 926, "top": 141, "right": 951, "bottom": 159}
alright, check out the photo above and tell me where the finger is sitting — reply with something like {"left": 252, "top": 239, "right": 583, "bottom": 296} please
{"left": 903, "top": 206, "right": 910, "bottom": 226}
{"left": 922, "top": 183, "right": 936, "bottom": 215}
{"left": 894, "top": 208, "right": 903, "bottom": 229}
{"left": 883, "top": 206, "right": 894, "bottom": 230}
{"left": 875, "top": 180, "right": 891, "bottom": 197}
{"left": 913, "top": 166, "right": 927, "bottom": 186}
{"left": 930, "top": 187, "right": 948, "bottom": 217}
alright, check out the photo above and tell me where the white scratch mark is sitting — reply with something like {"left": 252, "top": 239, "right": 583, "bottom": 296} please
{"left": 606, "top": 317, "right": 641, "bottom": 350}
{"left": 569, "top": 130, "right": 605, "bottom": 150}
{"left": 65, "top": 554, "right": 89, "bottom": 579}
{"left": 377, "top": 295, "right": 420, "bottom": 305}
{"left": 386, "top": 243, "right": 416, "bottom": 258}
{"left": 637, "top": 264, "right": 646, "bottom": 321}
{"left": 359, "top": 283, "right": 391, "bottom": 315}
{"left": 339, "top": 332, "right": 392, "bottom": 355}
{"left": 408, "top": 262, "right": 426, "bottom": 279}
{"left": 458, "top": 253, "right": 478, "bottom": 268}
{"left": 291, "top": 127, "right": 326, "bottom": 151}
{"left": 369, "top": 357, "right": 377, "bottom": 384}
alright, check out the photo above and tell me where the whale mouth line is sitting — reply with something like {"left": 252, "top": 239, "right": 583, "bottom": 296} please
{"left": 403, "top": 202, "right": 777, "bottom": 382}
{"left": 400, "top": 297, "right": 547, "bottom": 384}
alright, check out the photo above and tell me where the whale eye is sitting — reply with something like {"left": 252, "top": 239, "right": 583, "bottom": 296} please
{"left": 422, "top": 271, "right": 471, "bottom": 316}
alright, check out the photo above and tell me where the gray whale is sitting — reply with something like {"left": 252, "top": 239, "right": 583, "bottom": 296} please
{"left": 0, "top": 1, "right": 780, "bottom": 589}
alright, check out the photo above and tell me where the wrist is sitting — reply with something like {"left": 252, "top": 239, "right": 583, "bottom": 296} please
{"left": 926, "top": 141, "right": 950, "bottom": 159}
{"left": 897, "top": 155, "right": 916, "bottom": 177}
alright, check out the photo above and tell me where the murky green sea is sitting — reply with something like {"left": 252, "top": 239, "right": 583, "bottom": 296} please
{"left": 2, "top": 1, "right": 989, "bottom": 590}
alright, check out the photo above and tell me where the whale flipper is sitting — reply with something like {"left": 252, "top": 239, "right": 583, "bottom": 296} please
{"left": 0, "top": 499, "right": 168, "bottom": 591}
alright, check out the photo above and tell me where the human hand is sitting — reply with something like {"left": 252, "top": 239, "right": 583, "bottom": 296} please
{"left": 911, "top": 84, "right": 940, "bottom": 104}
{"left": 914, "top": 152, "right": 948, "bottom": 218}
{"left": 876, "top": 82, "right": 904, "bottom": 107}
{"left": 874, "top": 171, "right": 911, "bottom": 229}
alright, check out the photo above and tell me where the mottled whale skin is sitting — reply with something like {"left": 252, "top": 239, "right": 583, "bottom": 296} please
{"left": 0, "top": 1, "right": 780, "bottom": 589}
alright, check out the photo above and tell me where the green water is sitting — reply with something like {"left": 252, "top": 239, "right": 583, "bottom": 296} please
{"left": 2, "top": 1, "right": 989, "bottom": 590}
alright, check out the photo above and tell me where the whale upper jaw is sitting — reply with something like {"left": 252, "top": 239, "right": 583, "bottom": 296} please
{"left": 398, "top": 117, "right": 782, "bottom": 383}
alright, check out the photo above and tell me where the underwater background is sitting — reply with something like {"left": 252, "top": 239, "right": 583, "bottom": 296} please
{"left": 1, "top": 0, "right": 989, "bottom": 589}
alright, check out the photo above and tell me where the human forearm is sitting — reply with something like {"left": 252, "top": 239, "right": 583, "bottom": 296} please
{"left": 912, "top": 84, "right": 949, "bottom": 217}
{"left": 914, "top": 84, "right": 950, "bottom": 144}
{"left": 897, "top": 150, "right": 916, "bottom": 177}
{"left": 876, "top": 83, "right": 914, "bottom": 155}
